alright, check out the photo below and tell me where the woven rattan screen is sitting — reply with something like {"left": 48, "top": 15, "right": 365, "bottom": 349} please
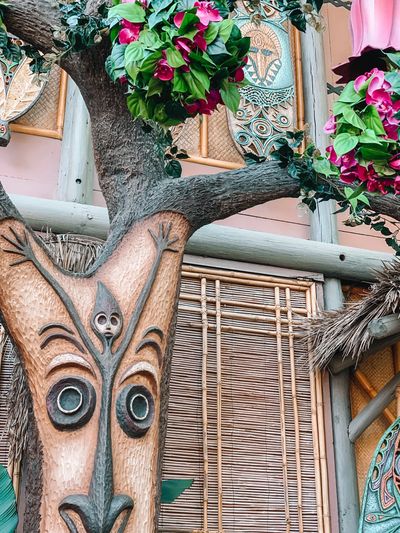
{"left": 0, "top": 335, "right": 14, "bottom": 467}
{"left": 159, "top": 265, "right": 330, "bottom": 533}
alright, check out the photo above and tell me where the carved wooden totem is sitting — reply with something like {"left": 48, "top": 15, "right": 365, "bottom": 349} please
{"left": 0, "top": 212, "right": 190, "bottom": 532}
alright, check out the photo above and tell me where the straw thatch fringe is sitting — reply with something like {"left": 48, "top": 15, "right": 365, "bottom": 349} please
{"left": 308, "top": 260, "right": 400, "bottom": 369}
{"left": 6, "top": 233, "right": 104, "bottom": 464}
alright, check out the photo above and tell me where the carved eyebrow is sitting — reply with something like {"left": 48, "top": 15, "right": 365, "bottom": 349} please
{"left": 118, "top": 361, "right": 158, "bottom": 387}
{"left": 135, "top": 326, "right": 163, "bottom": 366}
{"left": 38, "top": 323, "right": 86, "bottom": 354}
{"left": 46, "top": 354, "right": 96, "bottom": 378}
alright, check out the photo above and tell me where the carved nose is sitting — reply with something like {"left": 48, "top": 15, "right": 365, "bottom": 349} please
{"left": 59, "top": 493, "right": 133, "bottom": 533}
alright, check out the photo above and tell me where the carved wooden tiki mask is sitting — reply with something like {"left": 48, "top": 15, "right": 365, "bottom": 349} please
{"left": 0, "top": 212, "right": 191, "bottom": 532}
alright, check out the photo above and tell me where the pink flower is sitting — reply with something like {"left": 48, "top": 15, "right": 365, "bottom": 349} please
{"left": 341, "top": 151, "right": 357, "bottom": 171}
{"left": 194, "top": 1, "right": 222, "bottom": 26}
{"left": 394, "top": 176, "right": 400, "bottom": 194}
{"left": 119, "top": 20, "right": 142, "bottom": 44}
{"left": 234, "top": 67, "right": 245, "bottom": 82}
{"left": 175, "top": 37, "right": 192, "bottom": 63}
{"left": 326, "top": 145, "right": 341, "bottom": 167}
{"left": 383, "top": 115, "right": 400, "bottom": 140}
{"left": 174, "top": 12, "right": 185, "bottom": 27}
{"left": 154, "top": 59, "right": 174, "bottom": 81}
{"left": 323, "top": 115, "right": 336, "bottom": 135}
{"left": 194, "top": 32, "right": 207, "bottom": 51}
{"left": 389, "top": 154, "right": 400, "bottom": 170}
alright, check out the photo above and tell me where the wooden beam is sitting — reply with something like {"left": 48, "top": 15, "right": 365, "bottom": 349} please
{"left": 8, "top": 194, "right": 393, "bottom": 282}
{"left": 368, "top": 314, "right": 400, "bottom": 340}
{"left": 329, "top": 333, "right": 400, "bottom": 374}
{"left": 349, "top": 372, "right": 400, "bottom": 442}
{"left": 353, "top": 369, "right": 395, "bottom": 425}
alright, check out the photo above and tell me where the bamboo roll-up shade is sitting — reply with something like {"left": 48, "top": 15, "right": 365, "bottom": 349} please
{"left": 0, "top": 337, "right": 14, "bottom": 467}
{"left": 159, "top": 266, "right": 329, "bottom": 532}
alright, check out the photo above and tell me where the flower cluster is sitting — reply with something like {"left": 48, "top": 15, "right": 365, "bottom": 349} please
{"left": 320, "top": 66, "right": 400, "bottom": 195}
{"left": 106, "top": 0, "right": 249, "bottom": 127}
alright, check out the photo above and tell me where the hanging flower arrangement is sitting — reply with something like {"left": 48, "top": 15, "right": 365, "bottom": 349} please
{"left": 321, "top": 59, "right": 400, "bottom": 195}
{"left": 105, "top": 0, "right": 249, "bottom": 127}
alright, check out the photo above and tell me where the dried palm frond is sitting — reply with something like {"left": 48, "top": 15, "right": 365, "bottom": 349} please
{"left": 308, "top": 260, "right": 400, "bottom": 369}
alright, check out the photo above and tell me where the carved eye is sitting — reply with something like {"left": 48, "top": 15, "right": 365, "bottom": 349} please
{"left": 95, "top": 313, "right": 107, "bottom": 327}
{"left": 110, "top": 314, "right": 119, "bottom": 327}
{"left": 46, "top": 377, "right": 96, "bottom": 431}
{"left": 116, "top": 385, "right": 154, "bottom": 438}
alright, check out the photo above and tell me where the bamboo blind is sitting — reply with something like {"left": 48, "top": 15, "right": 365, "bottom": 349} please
{"left": 0, "top": 334, "right": 14, "bottom": 467}
{"left": 159, "top": 266, "right": 330, "bottom": 532}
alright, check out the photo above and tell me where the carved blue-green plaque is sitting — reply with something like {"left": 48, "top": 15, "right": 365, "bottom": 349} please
{"left": 359, "top": 418, "right": 400, "bottom": 532}
{"left": 227, "top": 0, "right": 295, "bottom": 157}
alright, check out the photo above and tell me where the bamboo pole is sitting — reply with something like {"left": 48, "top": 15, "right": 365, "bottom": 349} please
{"left": 186, "top": 320, "right": 303, "bottom": 338}
{"left": 179, "top": 304, "right": 297, "bottom": 326}
{"left": 311, "top": 284, "right": 331, "bottom": 533}
{"left": 200, "top": 278, "right": 209, "bottom": 531}
{"left": 306, "top": 290, "right": 325, "bottom": 533}
{"left": 215, "top": 280, "right": 223, "bottom": 531}
{"left": 275, "top": 287, "right": 291, "bottom": 532}
{"left": 353, "top": 369, "right": 395, "bottom": 424}
{"left": 285, "top": 288, "right": 304, "bottom": 532}
{"left": 199, "top": 115, "right": 209, "bottom": 158}
{"left": 184, "top": 265, "right": 313, "bottom": 289}
{"left": 179, "top": 293, "right": 309, "bottom": 315}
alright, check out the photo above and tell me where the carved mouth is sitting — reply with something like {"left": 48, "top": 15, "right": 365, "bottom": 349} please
{"left": 59, "top": 494, "right": 134, "bottom": 533}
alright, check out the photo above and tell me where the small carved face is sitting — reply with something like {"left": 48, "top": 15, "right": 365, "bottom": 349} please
{"left": 93, "top": 311, "right": 122, "bottom": 339}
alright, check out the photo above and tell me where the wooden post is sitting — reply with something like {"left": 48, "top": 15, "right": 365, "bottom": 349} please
{"left": 57, "top": 78, "right": 94, "bottom": 205}
{"left": 368, "top": 314, "right": 400, "bottom": 340}
{"left": 301, "top": 20, "right": 360, "bottom": 533}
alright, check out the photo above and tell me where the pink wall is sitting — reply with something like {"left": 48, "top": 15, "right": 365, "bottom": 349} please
{"left": 0, "top": 133, "right": 60, "bottom": 199}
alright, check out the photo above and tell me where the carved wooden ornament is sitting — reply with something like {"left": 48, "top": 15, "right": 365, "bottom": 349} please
{"left": 0, "top": 213, "right": 190, "bottom": 532}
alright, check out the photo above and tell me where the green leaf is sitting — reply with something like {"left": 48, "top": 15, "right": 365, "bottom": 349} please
{"left": 385, "top": 70, "right": 400, "bottom": 94}
{"left": 151, "top": 0, "right": 175, "bottom": 14}
{"left": 105, "top": 43, "right": 127, "bottom": 82}
{"left": 173, "top": 70, "right": 188, "bottom": 92}
{"left": 359, "top": 145, "right": 391, "bottom": 163}
{"left": 358, "top": 128, "right": 382, "bottom": 145}
{"left": 127, "top": 91, "right": 150, "bottom": 119}
{"left": 385, "top": 51, "right": 400, "bottom": 68}
{"left": 183, "top": 71, "right": 206, "bottom": 99}
{"left": 342, "top": 107, "right": 366, "bottom": 130}
{"left": 139, "top": 30, "right": 163, "bottom": 50}
{"left": 337, "top": 81, "right": 362, "bottom": 104}
{"left": 312, "top": 157, "right": 332, "bottom": 177}
{"left": 108, "top": 3, "right": 146, "bottom": 23}
{"left": 161, "top": 479, "right": 194, "bottom": 504}
{"left": 190, "top": 67, "right": 210, "bottom": 92}
{"left": 219, "top": 19, "right": 234, "bottom": 43}
{"left": 178, "top": 13, "right": 200, "bottom": 34}
{"left": 204, "top": 22, "right": 220, "bottom": 44}
{"left": 333, "top": 100, "right": 351, "bottom": 116}
{"left": 166, "top": 47, "right": 186, "bottom": 68}
{"left": 207, "top": 37, "right": 230, "bottom": 57}
{"left": 362, "top": 105, "right": 386, "bottom": 135}
{"left": 165, "top": 159, "right": 183, "bottom": 178}
{"left": 0, "top": 466, "right": 18, "bottom": 533}
{"left": 333, "top": 132, "right": 358, "bottom": 157}
{"left": 147, "top": 76, "right": 164, "bottom": 97}
{"left": 125, "top": 41, "right": 145, "bottom": 64}
{"left": 220, "top": 80, "right": 240, "bottom": 113}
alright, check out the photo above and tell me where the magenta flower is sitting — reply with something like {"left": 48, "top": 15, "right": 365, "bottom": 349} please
{"left": 194, "top": 32, "right": 207, "bottom": 52}
{"left": 194, "top": 1, "right": 222, "bottom": 26}
{"left": 326, "top": 145, "right": 341, "bottom": 167}
{"left": 394, "top": 176, "right": 400, "bottom": 194}
{"left": 174, "top": 11, "right": 185, "bottom": 27}
{"left": 154, "top": 59, "right": 174, "bottom": 81}
{"left": 175, "top": 37, "right": 192, "bottom": 63}
{"left": 234, "top": 67, "right": 245, "bottom": 82}
{"left": 185, "top": 88, "right": 222, "bottom": 116}
{"left": 389, "top": 154, "right": 400, "bottom": 170}
{"left": 119, "top": 20, "right": 142, "bottom": 44}
{"left": 383, "top": 114, "right": 400, "bottom": 140}
{"left": 323, "top": 115, "right": 336, "bottom": 135}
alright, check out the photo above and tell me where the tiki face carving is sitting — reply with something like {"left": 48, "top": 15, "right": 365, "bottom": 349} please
{"left": 0, "top": 215, "right": 189, "bottom": 533}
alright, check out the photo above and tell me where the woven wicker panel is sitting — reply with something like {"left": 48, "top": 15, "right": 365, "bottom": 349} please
{"left": 159, "top": 268, "right": 324, "bottom": 532}
{"left": 172, "top": 116, "right": 201, "bottom": 156}
{"left": 0, "top": 337, "right": 14, "bottom": 467}
{"left": 14, "top": 66, "right": 62, "bottom": 131}
{"left": 208, "top": 109, "right": 244, "bottom": 164}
